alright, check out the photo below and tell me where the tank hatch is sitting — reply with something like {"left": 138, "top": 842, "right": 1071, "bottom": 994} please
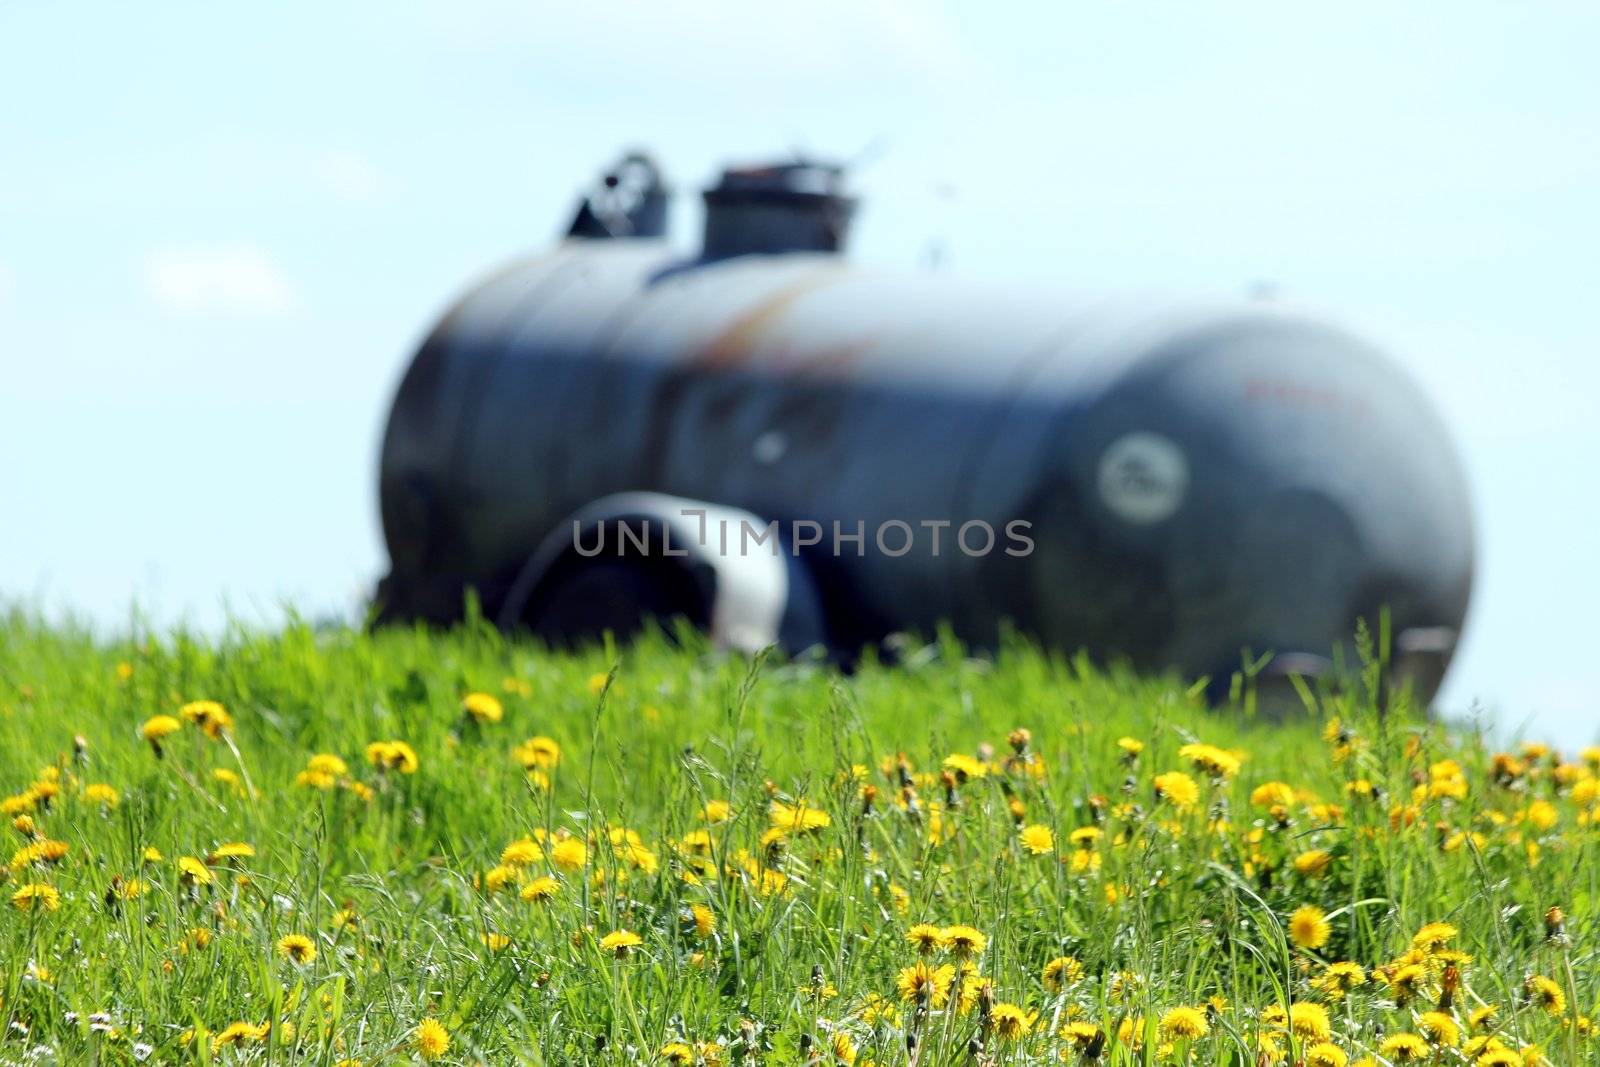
{"left": 701, "top": 160, "right": 856, "bottom": 260}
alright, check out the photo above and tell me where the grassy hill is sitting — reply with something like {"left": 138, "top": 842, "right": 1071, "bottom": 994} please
{"left": 0, "top": 612, "right": 1591, "bottom": 1065}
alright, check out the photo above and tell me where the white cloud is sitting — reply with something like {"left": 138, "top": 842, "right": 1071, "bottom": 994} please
{"left": 314, "top": 149, "right": 384, "bottom": 202}
{"left": 143, "top": 245, "right": 297, "bottom": 316}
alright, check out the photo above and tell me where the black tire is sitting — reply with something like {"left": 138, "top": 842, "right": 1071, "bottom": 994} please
{"left": 527, "top": 558, "right": 709, "bottom": 648}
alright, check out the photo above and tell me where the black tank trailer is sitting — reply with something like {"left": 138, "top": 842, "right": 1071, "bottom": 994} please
{"left": 376, "top": 153, "right": 1474, "bottom": 702}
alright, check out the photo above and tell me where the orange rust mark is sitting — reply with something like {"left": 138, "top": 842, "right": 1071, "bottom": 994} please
{"left": 696, "top": 272, "right": 842, "bottom": 370}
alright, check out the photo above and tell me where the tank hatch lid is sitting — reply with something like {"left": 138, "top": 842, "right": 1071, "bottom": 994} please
{"left": 701, "top": 159, "right": 857, "bottom": 260}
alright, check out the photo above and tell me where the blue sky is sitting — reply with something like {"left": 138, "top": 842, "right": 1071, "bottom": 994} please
{"left": 2, "top": 2, "right": 1596, "bottom": 743}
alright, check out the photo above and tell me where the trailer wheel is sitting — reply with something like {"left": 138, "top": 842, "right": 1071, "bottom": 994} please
{"left": 526, "top": 556, "right": 711, "bottom": 647}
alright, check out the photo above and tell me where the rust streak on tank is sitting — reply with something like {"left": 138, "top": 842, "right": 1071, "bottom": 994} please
{"left": 695, "top": 272, "right": 843, "bottom": 370}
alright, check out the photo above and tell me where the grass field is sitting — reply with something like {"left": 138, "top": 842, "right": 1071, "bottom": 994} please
{"left": 0, "top": 611, "right": 1593, "bottom": 1066}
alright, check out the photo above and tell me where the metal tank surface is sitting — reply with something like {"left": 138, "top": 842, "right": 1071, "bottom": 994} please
{"left": 377, "top": 153, "right": 1474, "bottom": 702}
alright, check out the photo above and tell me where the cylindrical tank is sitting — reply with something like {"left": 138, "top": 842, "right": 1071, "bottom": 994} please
{"left": 378, "top": 162, "right": 1474, "bottom": 699}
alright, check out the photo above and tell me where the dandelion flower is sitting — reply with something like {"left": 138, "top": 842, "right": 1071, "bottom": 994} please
{"left": 1042, "top": 955, "right": 1084, "bottom": 991}
{"left": 549, "top": 837, "right": 588, "bottom": 870}
{"left": 1379, "top": 1033, "right": 1428, "bottom": 1062}
{"left": 1526, "top": 974, "right": 1564, "bottom": 1015}
{"left": 10, "top": 883, "right": 61, "bottom": 912}
{"left": 1289, "top": 1002, "right": 1331, "bottom": 1042}
{"left": 1178, "top": 742, "right": 1241, "bottom": 779}
{"left": 307, "top": 753, "right": 348, "bottom": 776}
{"left": 364, "top": 740, "right": 418, "bottom": 773}
{"left": 413, "top": 1018, "right": 450, "bottom": 1061}
{"left": 1288, "top": 904, "right": 1331, "bottom": 949}
{"left": 769, "top": 800, "right": 831, "bottom": 833}
{"left": 906, "top": 923, "right": 942, "bottom": 953}
{"left": 1153, "top": 771, "right": 1200, "bottom": 808}
{"left": 1062, "top": 1021, "right": 1104, "bottom": 1051}
{"left": 277, "top": 934, "right": 317, "bottom": 965}
{"left": 513, "top": 736, "right": 561, "bottom": 769}
{"left": 1018, "top": 824, "right": 1055, "bottom": 855}
{"left": 179, "top": 700, "right": 233, "bottom": 739}
{"left": 140, "top": 715, "right": 181, "bottom": 754}
{"left": 1292, "top": 849, "right": 1333, "bottom": 877}
{"left": 1410, "top": 921, "right": 1459, "bottom": 954}
{"left": 212, "top": 1022, "right": 269, "bottom": 1050}
{"left": 208, "top": 841, "right": 255, "bottom": 862}
{"left": 1418, "top": 1010, "right": 1459, "bottom": 1047}
{"left": 599, "top": 929, "right": 643, "bottom": 957}
{"left": 461, "top": 691, "right": 503, "bottom": 723}
{"left": 1313, "top": 960, "right": 1365, "bottom": 998}
{"left": 1250, "top": 781, "right": 1297, "bottom": 807}
{"left": 177, "top": 856, "right": 215, "bottom": 888}
{"left": 896, "top": 960, "right": 955, "bottom": 1006}
{"left": 500, "top": 837, "right": 543, "bottom": 867}
{"left": 1160, "top": 1006, "right": 1208, "bottom": 1041}
{"left": 520, "top": 875, "right": 560, "bottom": 903}
{"left": 84, "top": 783, "right": 119, "bottom": 807}
{"left": 1305, "top": 1043, "right": 1348, "bottom": 1067}
{"left": 939, "top": 924, "right": 986, "bottom": 956}
{"left": 989, "top": 1003, "right": 1036, "bottom": 1041}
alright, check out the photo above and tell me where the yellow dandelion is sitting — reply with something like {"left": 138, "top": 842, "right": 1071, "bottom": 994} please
{"left": 896, "top": 960, "right": 955, "bottom": 1006}
{"left": 10, "top": 883, "right": 61, "bottom": 912}
{"left": 599, "top": 929, "right": 644, "bottom": 957}
{"left": 307, "top": 753, "right": 348, "bottom": 776}
{"left": 520, "top": 875, "right": 560, "bottom": 903}
{"left": 990, "top": 1003, "right": 1036, "bottom": 1041}
{"left": 461, "top": 691, "right": 503, "bottom": 723}
{"left": 939, "top": 924, "right": 986, "bottom": 956}
{"left": 1153, "top": 770, "right": 1200, "bottom": 808}
{"left": 1411, "top": 921, "right": 1459, "bottom": 954}
{"left": 549, "top": 837, "right": 588, "bottom": 870}
{"left": 1018, "top": 823, "right": 1055, "bottom": 855}
{"left": 1160, "top": 1006, "right": 1209, "bottom": 1041}
{"left": 179, "top": 700, "right": 233, "bottom": 739}
{"left": 1526, "top": 974, "right": 1564, "bottom": 1015}
{"left": 1288, "top": 904, "right": 1331, "bottom": 949}
{"left": 1305, "top": 1042, "right": 1348, "bottom": 1067}
{"left": 768, "top": 799, "right": 831, "bottom": 833}
{"left": 1418, "top": 1010, "right": 1459, "bottom": 1047}
{"left": 83, "top": 783, "right": 119, "bottom": 807}
{"left": 277, "top": 933, "right": 317, "bottom": 965}
{"left": 1290, "top": 1002, "right": 1331, "bottom": 1041}
{"left": 140, "top": 715, "right": 181, "bottom": 752}
{"left": 501, "top": 837, "right": 543, "bottom": 867}
{"left": 1379, "top": 1033, "right": 1428, "bottom": 1062}
{"left": 513, "top": 735, "right": 561, "bottom": 770}
{"left": 906, "top": 923, "right": 942, "bottom": 953}
{"left": 413, "top": 1018, "right": 450, "bottom": 1061}
{"left": 1042, "top": 955, "right": 1084, "bottom": 991}
{"left": 177, "top": 856, "right": 215, "bottom": 887}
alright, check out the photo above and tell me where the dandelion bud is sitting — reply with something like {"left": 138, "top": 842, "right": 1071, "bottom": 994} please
{"left": 1007, "top": 728, "right": 1031, "bottom": 754}
{"left": 593, "top": 1032, "right": 606, "bottom": 1053}
{"left": 73, "top": 735, "right": 88, "bottom": 766}
{"left": 894, "top": 754, "right": 913, "bottom": 788}
{"left": 1546, "top": 906, "right": 1567, "bottom": 943}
